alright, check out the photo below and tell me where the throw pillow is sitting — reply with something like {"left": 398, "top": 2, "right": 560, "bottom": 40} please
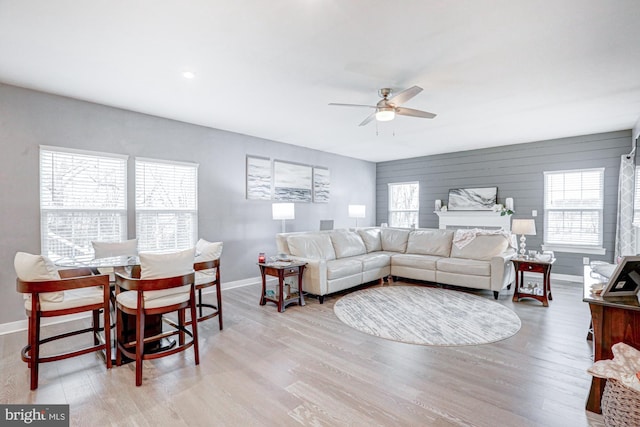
{"left": 14, "top": 252, "right": 64, "bottom": 302}
{"left": 195, "top": 238, "right": 223, "bottom": 262}
{"left": 92, "top": 238, "right": 138, "bottom": 258}
{"left": 139, "top": 248, "right": 195, "bottom": 300}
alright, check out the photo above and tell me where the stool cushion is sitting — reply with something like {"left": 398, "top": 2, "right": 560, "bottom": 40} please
{"left": 28, "top": 286, "right": 104, "bottom": 311}
{"left": 116, "top": 290, "right": 191, "bottom": 309}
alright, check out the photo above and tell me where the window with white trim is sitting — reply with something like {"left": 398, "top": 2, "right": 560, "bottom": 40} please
{"left": 388, "top": 182, "right": 419, "bottom": 227}
{"left": 543, "top": 168, "right": 604, "bottom": 250}
{"left": 135, "top": 158, "right": 198, "bottom": 252}
{"left": 40, "top": 146, "right": 128, "bottom": 262}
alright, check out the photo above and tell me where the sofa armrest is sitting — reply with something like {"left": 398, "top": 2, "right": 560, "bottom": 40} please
{"left": 490, "top": 250, "right": 517, "bottom": 291}
{"left": 287, "top": 256, "right": 328, "bottom": 297}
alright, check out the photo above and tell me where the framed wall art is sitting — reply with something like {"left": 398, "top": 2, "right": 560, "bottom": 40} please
{"left": 246, "top": 155, "right": 272, "bottom": 200}
{"left": 313, "top": 167, "right": 330, "bottom": 203}
{"left": 448, "top": 187, "right": 497, "bottom": 211}
{"left": 273, "top": 160, "right": 312, "bottom": 202}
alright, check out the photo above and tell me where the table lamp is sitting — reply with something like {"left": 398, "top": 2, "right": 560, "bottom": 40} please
{"left": 348, "top": 204, "right": 366, "bottom": 228}
{"left": 272, "top": 203, "right": 295, "bottom": 233}
{"left": 511, "top": 219, "right": 536, "bottom": 258}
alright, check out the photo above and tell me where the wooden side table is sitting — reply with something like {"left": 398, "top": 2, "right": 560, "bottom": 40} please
{"left": 258, "top": 261, "right": 306, "bottom": 312}
{"left": 512, "top": 257, "right": 555, "bottom": 307}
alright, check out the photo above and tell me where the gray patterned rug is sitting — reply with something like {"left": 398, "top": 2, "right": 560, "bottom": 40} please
{"left": 333, "top": 286, "right": 521, "bottom": 346}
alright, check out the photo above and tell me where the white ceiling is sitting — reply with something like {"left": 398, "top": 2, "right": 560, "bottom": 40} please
{"left": 1, "top": 1, "right": 639, "bottom": 162}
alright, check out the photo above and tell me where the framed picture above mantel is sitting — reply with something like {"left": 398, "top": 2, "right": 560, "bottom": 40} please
{"left": 448, "top": 187, "right": 497, "bottom": 211}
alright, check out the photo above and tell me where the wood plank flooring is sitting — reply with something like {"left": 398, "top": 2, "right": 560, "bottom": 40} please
{"left": 0, "top": 279, "right": 605, "bottom": 426}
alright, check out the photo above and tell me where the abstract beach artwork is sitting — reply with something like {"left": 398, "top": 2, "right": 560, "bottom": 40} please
{"left": 246, "top": 156, "right": 272, "bottom": 200}
{"left": 313, "top": 167, "right": 330, "bottom": 203}
{"left": 448, "top": 187, "right": 497, "bottom": 210}
{"left": 274, "top": 160, "right": 312, "bottom": 202}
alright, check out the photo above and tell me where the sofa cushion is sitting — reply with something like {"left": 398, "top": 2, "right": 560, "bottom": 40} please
{"left": 437, "top": 257, "right": 491, "bottom": 276}
{"left": 326, "top": 258, "right": 362, "bottom": 280}
{"left": 450, "top": 234, "right": 509, "bottom": 261}
{"left": 380, "top": 228, "right": 410, "bottom": 253}
{"left": 287, "top": 233, "right": 336, "bottom": 260}
{"left": 353, "top": 252, "right": 392, "bottom": 270}
{"left": 330, "top": 230, "right": 367, "bottom": 258}
{"left": 357, "top": 228, "right": 382, "bottom": 253}
{"left": 406, "top": 229, "right": 454, "bottom": 257}
{"left": 391, "top": 253, "right": 440, "bottom": 270}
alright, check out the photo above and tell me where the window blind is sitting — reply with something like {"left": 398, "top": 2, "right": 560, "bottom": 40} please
{"left": 543, "top": 168, "right": 604, "bottom": 247}
{"left": 388, "top": 182, "right": 419, "bottom": 227}
{"left": 135, "top": 158, "right": 198, "bottom": 252}
{"left": 40, "top": 146, "right": 127, "bottom": 261}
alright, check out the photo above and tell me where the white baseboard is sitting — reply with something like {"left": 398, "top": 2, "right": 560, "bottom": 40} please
{"left": 0, "top": 276, "right": 264, "bottom": 337}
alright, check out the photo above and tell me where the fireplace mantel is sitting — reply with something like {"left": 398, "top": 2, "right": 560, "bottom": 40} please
{"left": 435, "top": 210, "right": 511, "bottom": 231}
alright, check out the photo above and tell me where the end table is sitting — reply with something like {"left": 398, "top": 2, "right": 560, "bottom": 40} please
{"left": 512, "top": 257, "right": 555, "bottom": 307}
{"left": 258, "top": 261, "right": 306, "bottom": 312}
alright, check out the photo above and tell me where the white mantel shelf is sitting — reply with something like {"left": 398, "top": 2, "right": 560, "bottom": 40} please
{"left": 435, "top": 210, "right": 511, "bottom": 231}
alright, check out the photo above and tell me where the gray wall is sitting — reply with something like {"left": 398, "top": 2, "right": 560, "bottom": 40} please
{"left": 376, "top": 130, "right": 633, "bottom": 276}
{"left": 0, "top": 83, "right": 376, "bottom": 324}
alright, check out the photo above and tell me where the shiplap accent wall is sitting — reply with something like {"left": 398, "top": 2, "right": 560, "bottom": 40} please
{"left": 376, "top": 130, "right": 633, "bottom": 276}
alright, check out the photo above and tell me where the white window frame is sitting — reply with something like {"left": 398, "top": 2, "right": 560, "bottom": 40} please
{"left": 388, "top": 181, "right": 419, "bottom": 228}
{"left": 135, "top": 157, "right": 198, "bottom": 253}
{"left": 39, "top": 145, "right": 128, "bottom": 262}
{"left": 541, "top": 168, "right": 605, "bottom": 255}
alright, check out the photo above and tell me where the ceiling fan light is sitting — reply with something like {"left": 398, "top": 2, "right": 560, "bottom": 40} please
{"left": 375, "top": 108, "right": 395, "bottom": 122}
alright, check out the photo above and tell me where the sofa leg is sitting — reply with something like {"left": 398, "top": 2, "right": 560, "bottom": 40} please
{"left": 493, "top": 291, "right": 499, "bottom": 300}
{"left": 318, "top": 295, "right": 324, "bottom": 304}
{"left": 507, "top": 284, "right": 512, "bottom": 290}
{"left": 383, "top": 276, "right": 389, "bottom": 283}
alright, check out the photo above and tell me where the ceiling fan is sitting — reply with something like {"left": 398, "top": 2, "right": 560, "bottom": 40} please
{"left": 329, "top": 85, "right": 437, "bottom": 126}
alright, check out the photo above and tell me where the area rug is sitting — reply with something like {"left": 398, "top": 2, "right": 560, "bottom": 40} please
{"left": 333, "top": 286, "right": 521, "bottom": 346}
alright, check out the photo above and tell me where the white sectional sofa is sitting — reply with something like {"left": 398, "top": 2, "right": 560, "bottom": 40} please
{"left": 275, "top": 227, "right": 516, "bottom": 303}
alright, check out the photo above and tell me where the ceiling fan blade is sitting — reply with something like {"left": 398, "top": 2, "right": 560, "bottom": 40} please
{"left": 387, "top": 85, "right": 423, "bottom": 106}
{"left": 395, "top": 107, "right": 437, "bottom": 119}
{"left": 359, "top": 112, "right": 376, "bottom": 126}
{"left": 329, "top": 103, "right": 377, "bottom": 109}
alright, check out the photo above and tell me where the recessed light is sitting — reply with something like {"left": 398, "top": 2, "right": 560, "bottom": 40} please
{"left": 182, "top": 71, "right": 196, "bottom": 79}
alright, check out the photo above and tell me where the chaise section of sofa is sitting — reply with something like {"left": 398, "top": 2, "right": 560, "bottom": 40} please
{"left": 275, "top": 227, "right": 515, "bottom": 303}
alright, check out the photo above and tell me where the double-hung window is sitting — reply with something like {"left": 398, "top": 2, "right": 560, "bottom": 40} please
{"left": 40, "top": 146, "right": 128, "bottom": 262}
{"left": 135, "top": 158, "right": 198, "bottom": 252}
{"left": 543, "top": 168, "right": 605, "bottom": 254}
{"left": 388, "top": 182, "right": 419, "bottom": 228}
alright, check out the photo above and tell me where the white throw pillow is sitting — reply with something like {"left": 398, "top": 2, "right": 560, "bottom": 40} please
{"left": 194, "top": 238, "right": 223, "bottom": 262}
{"left": 138, "top": 248, "right": 196, "bottom": 301}
{"left": 14, "top": 252, "right": 63, "bottom": 302}
{"left": 92, "top": 238, "right": 138, "bottom": 258}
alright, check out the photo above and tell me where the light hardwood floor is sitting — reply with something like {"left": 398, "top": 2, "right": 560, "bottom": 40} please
{"left": 0, "top": 279, "right": 605, "bottom": 426}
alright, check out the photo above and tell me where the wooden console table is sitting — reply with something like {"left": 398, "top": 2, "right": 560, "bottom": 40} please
{"left": 583, "top": 266, "right": 640, "bottom": 413}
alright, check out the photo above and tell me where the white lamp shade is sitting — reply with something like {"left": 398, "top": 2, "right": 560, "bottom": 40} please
{"left": 272, "top": 203, "right": 295, "bottom": 220}
{"left": 512, "top": 219, "right": 536, "bottom": 235}
{"left": 348, "top": 204, "right": 366, "bottom": 218}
